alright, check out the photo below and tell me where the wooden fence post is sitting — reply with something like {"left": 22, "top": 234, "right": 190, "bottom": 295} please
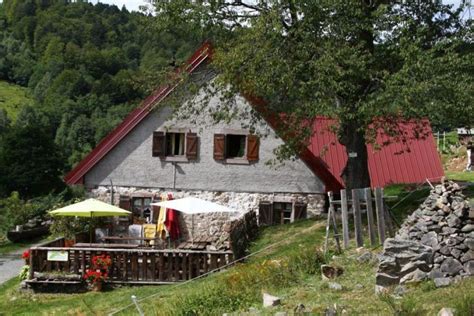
{"left": 352, "top": 189, "right": 363, "bottom": 247}
{"left": 375, "top": 187, "right": 386, "bottom": 245}
{"left": 340, "top": 189, "right": 349, "bottom": 249}
{"left": 28, "top": 249, "right": 35, "bottom": 280}
{"left": 365, "top": 188, "right": 377, "bottom": 246}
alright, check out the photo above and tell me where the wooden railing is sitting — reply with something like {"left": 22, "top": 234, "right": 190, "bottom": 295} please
{"left": 29, "top": 239, "right": 234, "bottom": 284}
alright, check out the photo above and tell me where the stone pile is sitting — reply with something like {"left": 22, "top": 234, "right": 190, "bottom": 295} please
{"left": 376, "top": 181, "right": 473, "bottom": 291}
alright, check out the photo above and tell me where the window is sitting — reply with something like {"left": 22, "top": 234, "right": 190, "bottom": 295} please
{"left": 132, "top": 197, "right": 152, "bottom": 219}
{"left": 166, "top": 133, "right": 185, "bottom": 156}
{"left": 258, "top": 201, "right": 307, "bottom": 226}
{"left": 226, "top": 134, "right": 246, "bottom": 158}
{"left": 214, "top": 133, "right": 259, "bottom": 162}
{"left": 273, "top": 202, "right": 293, "bottom": 224}
{"left": 152, "top": 131, "right": 198, "bottom": 160}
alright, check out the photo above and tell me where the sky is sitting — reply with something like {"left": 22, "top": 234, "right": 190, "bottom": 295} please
{"left": 94, "top": 0, "right": 467, "bottom": 12}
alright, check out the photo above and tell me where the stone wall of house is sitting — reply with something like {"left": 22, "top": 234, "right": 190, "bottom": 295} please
{"left": 89, "top": 186, "right": 325, "bottom": 242}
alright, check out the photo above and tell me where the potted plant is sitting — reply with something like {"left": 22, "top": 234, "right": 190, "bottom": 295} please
{"left": 83, "top": 270, "right": 107, "bottom": 291}
{"left": 22, "top": 249, "right": 30, "bottom": 265}
{"left": 50, "top": 216, "right": 89, "bottom": 246}
{"left": 84, "top": 254, "right": 112, "bottom": 291}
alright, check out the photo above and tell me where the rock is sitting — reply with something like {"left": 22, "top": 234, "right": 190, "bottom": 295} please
{"left": 440, "top": 258, "right": 463, "bottom": 275}
{"left": 461, "top": 224, "right": 474, "bottom": 233}
{"left": 357, "top": 252, "right": 373, "bottom": 263}
{"left": 437, "top": 307, "right": 455, "bottom": 316}
{"left": 321, "top": 265, "right": 343, "bottom": 280}
{"left": 394, "top": 285, "right": 407, "bottom": 297}
{"left": 274, "top": 312, "right": 287, "bottom": 316}
{"left": 294, "top": 304, "right": 306, "bottom": 314}
{"left": 400, "top": 260, "right": 430, "bottom": 274}
{"left": 450, "top": 248, "right": 462, "bottom": 259}
{"left": 460, "top": 250, "right": 474, "bottom": 263}
{"left": 324, "top": 307, "right": 337, "bottom": 316}
{"left": 434, "top": 277, "right": 451, "bottom": 288}
{"left": 434, "top": 255, "right": 446, "bottom": 264}
{"left": 429, "top": 269, "right": 445, "bottom": 279}
{"left": 355, "top": 283, "right": 363, "bottom": 289}
{"left": 464, "top": 261, "right": 474, "bottom": 275}
{"left": 328, "top": 282, "right": 343, "bottom": 291}
{"left": 447, "top": 213, "right": 461, "bottom": 227}
{"left": 439, "top": 246, "right": 451, "bottom": 256}
{"left": 263, "top": 293, "right": 281, "bottom": 307}
{"left": 376, "top": 273, "right": 400, "bottom": 286}
{"left": 464, "top": 238, "right": 474, "bottom": 250}
{"left": 400, "top": 269, "right": 427, "bottom": 284}
{"left": 421, "top": 231, "right": 438, "bottom": 248}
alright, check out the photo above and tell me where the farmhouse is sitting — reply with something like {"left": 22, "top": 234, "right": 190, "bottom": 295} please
{"left": 64, "top": 42, "right": 444, "bottom": 234}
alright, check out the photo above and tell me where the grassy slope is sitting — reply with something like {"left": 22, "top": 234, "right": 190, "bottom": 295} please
{"left": 0, "top": 80, "right": 33, "bottom": 121}
{"left": 0, "top": 215, "right": 473, "bottom": 315}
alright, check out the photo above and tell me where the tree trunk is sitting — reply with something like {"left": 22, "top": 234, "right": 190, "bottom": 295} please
{"left": 339, "top": 122, "right": 371, "bottom": 190}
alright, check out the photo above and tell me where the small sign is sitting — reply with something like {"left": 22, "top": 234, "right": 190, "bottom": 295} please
{"left": 348, "top": 152, "right": 358, "bottom": 158}
{"left": 47, "top": 251, "right": 68, "bottom": 262}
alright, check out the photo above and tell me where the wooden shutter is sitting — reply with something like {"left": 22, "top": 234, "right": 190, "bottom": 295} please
{"left": 152, "top": 131, "right": 165, "bottom": 157}
{"left": 119, "top": 195, "right": 131, "bottom": 210}
{"left": 213, "top": 134, "right": 225, "bottom": 160}
{"left": 186, "top": 132, "right": 198, "bottom": 160}
{"left": 247, "top": 134, "right": 259, "bottom": 162}
{"left": 293, "top": 202, "right": 307, "bottom": 222}
{"left": 258, "top": 202, "right": 273, "bottom": 226}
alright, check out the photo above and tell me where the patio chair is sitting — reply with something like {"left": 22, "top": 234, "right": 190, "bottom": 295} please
{"left": 95, "top": 228, "right": 109, "bottom": 243}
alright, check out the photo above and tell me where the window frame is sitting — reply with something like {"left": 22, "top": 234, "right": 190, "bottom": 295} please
{"left": 214, "top": 129, "right": 258, "bottom": 164}
{"left": 153, "top": 128, "right": 198, "bottom": 162}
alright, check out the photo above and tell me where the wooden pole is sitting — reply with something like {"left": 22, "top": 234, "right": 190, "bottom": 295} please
{"left": 324, "top": 192, "right": 334, "bottom": 254}
{"left": 365, "top": 188, "right": 377, "bottom": 246}
{"left": 330, "top": 205, "right": 342, "bottom": 253}
{"left": 352, "top": 189, "right": 363, "bottom": 247}
{"left": 340, "top": 189, "right": 349, "bottom": 249}
{"left": 375, "top": 187, "right": 386, "bottom": 245}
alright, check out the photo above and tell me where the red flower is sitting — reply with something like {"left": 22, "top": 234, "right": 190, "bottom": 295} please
{"left": 22, "top": 250, "right": 30, "bottom": 260}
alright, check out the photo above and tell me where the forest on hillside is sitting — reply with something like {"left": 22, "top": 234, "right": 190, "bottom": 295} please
{"left": 0, "top": 0, "right": 204, "bottom": 199}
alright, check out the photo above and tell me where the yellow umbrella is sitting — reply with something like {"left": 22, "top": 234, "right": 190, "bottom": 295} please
{"left": 49, "top": 198, "right": 131, "bottom": 243}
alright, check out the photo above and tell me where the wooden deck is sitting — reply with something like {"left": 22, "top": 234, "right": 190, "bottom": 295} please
{"left": 28, "top": 238, "right": 234, "bottom": 285}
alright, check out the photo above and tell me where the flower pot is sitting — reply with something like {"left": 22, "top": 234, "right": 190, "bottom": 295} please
{"left": 91, "top": 280, "right": 103, "bottom": 292}
{"left": 64, "top": 239, "right": 75, "bottom": 247}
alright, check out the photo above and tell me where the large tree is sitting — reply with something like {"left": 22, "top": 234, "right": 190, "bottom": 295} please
{"left": 152, "top": 0, "right": 473, "bottom": 189}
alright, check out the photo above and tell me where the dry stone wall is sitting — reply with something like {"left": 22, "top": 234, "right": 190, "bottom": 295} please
{"left": 376, "top": 181, "right": 473, "bottom": 291}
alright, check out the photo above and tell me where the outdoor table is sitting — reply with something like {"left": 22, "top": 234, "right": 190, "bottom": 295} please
{"left": 102, "top": 236, "right": 162, "bottom": 247}
{"left": 73, "top": 242, "right": 139, "bottom": 249}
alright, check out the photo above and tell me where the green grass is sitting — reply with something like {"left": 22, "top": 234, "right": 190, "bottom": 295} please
{"left": 0, "top": 80, "right": 33, "bottom": 121}
{"left": 0, "top": 186, "right": 471, "bottom": 315}
{"left": 445, "top": 171, "right": 474, "bottom": 182}
{"left": 0, "top": 237, "right": 49, "bottom": 255}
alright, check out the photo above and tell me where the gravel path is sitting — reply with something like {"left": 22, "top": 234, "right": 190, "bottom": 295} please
{"left": 0, "top": 250, "right": 26, "bottom": 285}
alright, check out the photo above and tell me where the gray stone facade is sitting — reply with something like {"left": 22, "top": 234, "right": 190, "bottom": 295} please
{"left": 89, "top": 185, "right": 325, "bottom": 240}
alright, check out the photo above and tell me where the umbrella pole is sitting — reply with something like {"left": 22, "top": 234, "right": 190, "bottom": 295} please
{"left": 191, "top": 214, "right": 194, "bottom": 244}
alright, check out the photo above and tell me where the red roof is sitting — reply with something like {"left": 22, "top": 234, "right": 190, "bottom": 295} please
{"left": 65, "top": 42, "right": 444, "bottom": 190}
{"left": 309, "top": 118, "right": 444, "bottom": 188}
